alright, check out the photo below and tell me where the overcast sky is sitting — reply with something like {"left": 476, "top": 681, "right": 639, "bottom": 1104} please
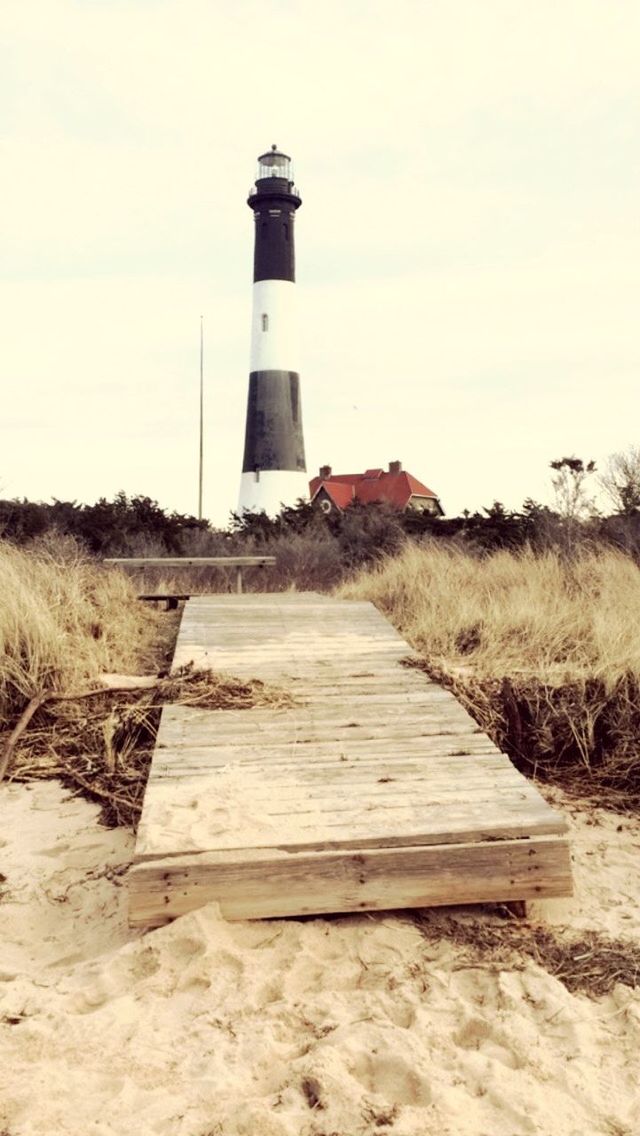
{"left": 2, "top": 0, "right": 638, "bottom": 526}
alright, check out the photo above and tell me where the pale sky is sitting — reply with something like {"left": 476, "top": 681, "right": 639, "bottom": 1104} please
{"left": 2, "top": 0, "right": 639, "bottom": 526}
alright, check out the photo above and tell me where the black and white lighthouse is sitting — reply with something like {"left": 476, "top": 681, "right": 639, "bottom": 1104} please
{"left": 237, "top": 145, "right": 307, "bottom": 515}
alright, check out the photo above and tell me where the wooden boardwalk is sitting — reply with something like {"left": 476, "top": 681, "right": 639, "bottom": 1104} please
{"left": 129, "top": 594, "right": 572, "bottom": 926}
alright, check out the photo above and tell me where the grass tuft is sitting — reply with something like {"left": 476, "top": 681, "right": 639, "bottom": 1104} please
{"left": 339, "top": 543, "right": 640, "bottom": 686}
{"left": 0, "top": 537, "right": 162, "bottom": 720}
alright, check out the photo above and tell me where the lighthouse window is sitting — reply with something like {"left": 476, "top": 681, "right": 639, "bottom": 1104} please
{"left": 261, "top": 313, "right": 269, "bottom": 332}
{"left": 284, "top": 222, "right": 289, "bottom": 240}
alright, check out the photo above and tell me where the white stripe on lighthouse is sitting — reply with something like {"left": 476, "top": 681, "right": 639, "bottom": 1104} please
{"left": 250, "top": 280, "right": 299, "bottom": 373}
{"left": 238, "top": 468, "right": 308, "bottom": 516}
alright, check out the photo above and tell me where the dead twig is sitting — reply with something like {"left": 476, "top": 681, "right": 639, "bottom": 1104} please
{"left": 0, "top": 682, "right": 160, "bottom": 784}
{"left": 0, "top": 692, "right": 49, "bottom": 782}
{"left": 64, "top": 768, "right": 139, "bottom": 814}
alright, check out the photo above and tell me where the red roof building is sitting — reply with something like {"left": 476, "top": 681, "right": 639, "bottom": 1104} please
{"left": 309, "top": 461, "right": 444, "bottom": 515}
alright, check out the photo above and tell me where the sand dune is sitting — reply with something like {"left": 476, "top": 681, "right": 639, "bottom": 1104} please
{"left": 1, "top": 781, "right": 638, "bottom": 1136}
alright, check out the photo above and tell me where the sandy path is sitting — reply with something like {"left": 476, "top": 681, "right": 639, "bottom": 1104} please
{"left": 1, "top": 781, "right": 638, "bottom": 1136}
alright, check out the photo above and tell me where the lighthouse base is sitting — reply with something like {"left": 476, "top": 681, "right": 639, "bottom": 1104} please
{"left": 237, "top": 470, "right": 308, "bottom": 518}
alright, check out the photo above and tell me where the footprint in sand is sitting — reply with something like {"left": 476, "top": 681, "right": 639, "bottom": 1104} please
{"left": 70, "top": 947, "right": 161, "bottom": 1013}
{"left": 177, "top": 947, "right": 245, "bottom": 995}
{"left": 349, "top": 1051, "right": 431, "bottom": 1105}
{"left": 255, "top": 976, "right": 285, "bottom": 1006}
{"left": 384, "top": 998, "right": 416, "bottom": 1030}
{"left": 168, "top": 935, "right": 208, "bottom": 962}
{"left": 37, "top": 843, "right": 70, "bottom": 857}
{"left": 453, "top": 1014, "right": 524, "bottom": 1071}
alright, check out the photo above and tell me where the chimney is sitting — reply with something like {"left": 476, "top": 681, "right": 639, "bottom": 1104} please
{"left": 319, "top": 464, "right": 332, "bottom": 479}
{"left": 388, "top": 460, "right": 402, "bottom": 474}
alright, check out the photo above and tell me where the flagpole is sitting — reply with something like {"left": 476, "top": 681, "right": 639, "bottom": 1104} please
{"left": 198, "top": 315, "right": 204, "bottom": 520}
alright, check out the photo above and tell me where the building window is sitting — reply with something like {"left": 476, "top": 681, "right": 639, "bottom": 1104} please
{"left": 261, "top": 313, "right": 269, "bottom": 332}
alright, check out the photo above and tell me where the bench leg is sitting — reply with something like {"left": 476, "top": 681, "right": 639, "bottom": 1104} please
{"left": 504, "top": 900, "right": 528, "bottom": 919}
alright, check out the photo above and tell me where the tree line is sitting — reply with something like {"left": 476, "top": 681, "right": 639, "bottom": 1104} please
{"left": 1, "top": 449, "right": 639, "bottom": 565}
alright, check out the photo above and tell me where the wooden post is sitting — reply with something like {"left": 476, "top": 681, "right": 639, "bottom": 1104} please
{"left": 236, "top": 565, "right": 243, "bottom": 594}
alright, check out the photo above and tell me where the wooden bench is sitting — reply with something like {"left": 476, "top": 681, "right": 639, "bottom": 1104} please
{"left": 103, "top": 556, "right": 277, "bottom": 595}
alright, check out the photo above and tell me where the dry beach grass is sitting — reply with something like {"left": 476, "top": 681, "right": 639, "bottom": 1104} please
{"left": 339, "top": 543, "right": 640, "bottom": 685}
{"left": 0, "top": 537, "right": 162, "bottom": 721}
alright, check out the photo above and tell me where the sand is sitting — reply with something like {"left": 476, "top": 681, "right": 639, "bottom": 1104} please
{"left": 1, "top": 781, "right": 639, "bottom": 1136}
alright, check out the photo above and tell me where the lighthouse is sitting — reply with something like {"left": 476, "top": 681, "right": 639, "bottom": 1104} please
{"left": 237, "top": 145, "right": 307, "bottom": 515}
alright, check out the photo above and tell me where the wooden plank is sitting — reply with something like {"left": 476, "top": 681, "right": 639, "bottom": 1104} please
{"left": 155, "top": 700, "right": 481, "bottom": 734}
{"left": 138, "top": 766, "right": 549, "bottom": 810}
{"left": 129, "top": 835, "right": 573, "bottom": 926}
{"left": 186, "top": 591, "right": 335, "bottom": 601}
{"left": 152, "top": 764, "right": 513, "bottom": 786}
{"left": 154, "top": 740, "right": 503, "bottom": 763}
{"left": 105, "top": 556, "right": 277, "bottom": 567}
{"left": 136, "top": 798, "right": 561, "bottom": 852}
{"left": 134, "top": 772, "right": 566, "bottom": 860}
{"left": 149, "top": 762, "right": 528, "bottom": 790}
{"left": 152, "top": 739, "right": 505, "bottom": 770}
{"left": 165, "top": 703, "right": 480, "bottom": 724}
{"left": 152, "top": 769, "right": 529, "bottom": 793}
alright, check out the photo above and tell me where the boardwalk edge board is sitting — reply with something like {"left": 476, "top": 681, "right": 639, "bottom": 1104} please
{"left": 129, "top": 835, "right": 572, "bottom": 927}
{"left": 129, "top": 595, "right": 572, "bottom": 926}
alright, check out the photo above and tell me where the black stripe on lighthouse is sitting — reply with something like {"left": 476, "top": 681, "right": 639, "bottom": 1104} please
{"left": 242, "top": 371, "right": 305, "bottom": 473}
{"left": 253, "top": 204, "right": 298, "bottom": 282}
{"left": 238, "top": 146, "right": 308, "bottom": 515}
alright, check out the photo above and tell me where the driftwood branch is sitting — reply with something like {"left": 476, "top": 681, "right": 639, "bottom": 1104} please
{"left": 0, "top": 693, "right": 50, "bottom": 783}
{"left": 0, "top": 681, "right": 160, "bottom": 784}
